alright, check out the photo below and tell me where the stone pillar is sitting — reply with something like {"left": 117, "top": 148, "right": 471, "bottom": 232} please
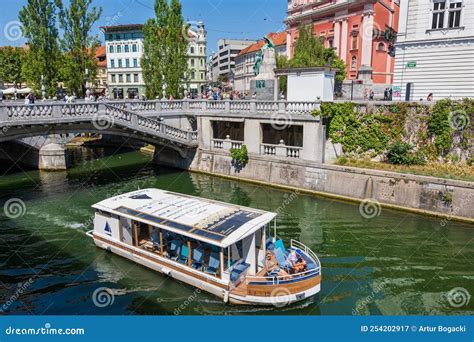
{"left": 39, "top": 143, "right": 68, "bottom": 171}
{"left": 340, "top": 18, "right": 349, "bottom": 64}
{"left": 333, "top": 20, "right": 341, "bottom": 57}
{"left": 223, "top": 135, "right": 232, "bottom": 151}
{"left": 276, "top": 140, "right": 287, "bottom": 158}
{"left": 243, "top": 119, "right": 261, "bottom": 155}
{"left": 301, "top": 121, "right": 324, "bottom": 163}
{"left": 361, "top": 10, "right": 375, "bottom": 68}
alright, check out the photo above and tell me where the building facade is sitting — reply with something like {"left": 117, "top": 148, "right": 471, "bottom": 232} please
{"left": 102, "top": 22, "right": 208, "bottom": 99}
{"left": 286, "top": 0, "right": 400, "bottom": 98}
{"left": 187, "top": 21, "right": 208, "bottom": 94}
{"left": 393, "top": 0, "right": 474, "bottom": 100}
{"left": 234, "top": 32, "right": 287, "bottom": 94}
{"left": 103, "top": 25, "right": 145, "bottom": 99}
{"left": 93, "top": 45, "right": 108, "bottom": 96}
{"left": 210, "top": 39, "right": 257, "bottom": 84}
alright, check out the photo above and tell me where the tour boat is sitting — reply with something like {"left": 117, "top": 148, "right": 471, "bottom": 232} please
{"left": 87, "top": 189, "right": 321, "bottom": 306}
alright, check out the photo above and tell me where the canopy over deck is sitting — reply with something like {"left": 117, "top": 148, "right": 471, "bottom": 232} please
{"left": 93, "top": 189, "right": 276, "bottom": 248}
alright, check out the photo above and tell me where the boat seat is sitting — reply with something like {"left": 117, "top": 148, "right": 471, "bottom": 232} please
{"left": 191, "top": 247, "right": 205, "bottom": 270}
{"left": 230, "top": 262, "right": 250, "bottom": 282}
{"left": 205, "top": 252, "right": 220, "bottom": 276}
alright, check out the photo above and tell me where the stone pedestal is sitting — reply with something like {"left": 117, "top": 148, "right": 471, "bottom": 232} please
{"left": 39, "top": 143, "right": 68, "bottom": 171}
{"left": 250, "top": 48, "right": 277, "bottom": 101}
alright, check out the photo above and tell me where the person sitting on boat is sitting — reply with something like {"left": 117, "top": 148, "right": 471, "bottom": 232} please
{"left": 287, "top": 249, "right": 307, "bottom": 274}
{"left": 265, "top": 251, "right": 288, "bottom": 277}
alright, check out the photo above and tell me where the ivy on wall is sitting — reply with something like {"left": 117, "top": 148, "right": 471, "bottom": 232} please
{"left": 314, "top": 100, "right": 472, "bottom": 163}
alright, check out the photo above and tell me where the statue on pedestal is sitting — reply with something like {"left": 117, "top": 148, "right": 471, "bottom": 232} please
{"left": 250, "top": 36, "right": 277, "bottom": 101}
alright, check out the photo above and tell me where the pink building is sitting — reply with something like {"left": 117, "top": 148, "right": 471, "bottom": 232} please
{"left": 286, "top": 0, "right": 400, "bottom": 98}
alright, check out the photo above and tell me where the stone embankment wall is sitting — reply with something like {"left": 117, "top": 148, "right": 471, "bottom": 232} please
{"left": 181, "top": 149, "right": 474, "bottom": 223}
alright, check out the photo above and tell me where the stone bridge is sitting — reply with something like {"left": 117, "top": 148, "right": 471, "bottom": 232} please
{"left": 0, "top": 99, "right": 322, "bottom": 169}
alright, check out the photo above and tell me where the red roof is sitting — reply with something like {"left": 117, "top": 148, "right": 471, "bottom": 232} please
{"left": 237, "top": 32, "right": 286, "bottom": 57}
{"left": 95, "top": 45, "right": 106, "bottom": 67}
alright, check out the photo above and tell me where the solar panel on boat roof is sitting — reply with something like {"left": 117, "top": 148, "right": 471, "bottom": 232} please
{"left": 114, "top": 205, "right": 264, "bottom": 242}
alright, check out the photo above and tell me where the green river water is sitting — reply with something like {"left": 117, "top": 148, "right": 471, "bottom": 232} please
{"left": 0, "top": 148, "right": 472, "bottom": 315}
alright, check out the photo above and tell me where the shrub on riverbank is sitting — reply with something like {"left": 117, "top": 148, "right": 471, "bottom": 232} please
{"left": 313, "top": 100, "right": 472, "bottom": 164}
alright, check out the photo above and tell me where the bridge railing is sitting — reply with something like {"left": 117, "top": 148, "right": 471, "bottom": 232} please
{"left": 101, "top": 99, "right": 320, "bottom": 116}
{"left": 0, "top": 103, "right": 198, "bottom": 146}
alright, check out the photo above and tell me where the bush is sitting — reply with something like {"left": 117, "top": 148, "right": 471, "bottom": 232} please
{"left": 387, "top": 142, "right": 425, "bottom": 166}
{"left": 230, "top": 145, "right": 249, "bottom": 167}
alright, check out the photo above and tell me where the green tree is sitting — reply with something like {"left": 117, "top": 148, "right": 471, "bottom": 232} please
{"left": 142, "top": 0, "right": 189, "bottom": 99}
{"left": 57, "top": 0, "right": 102, "bottom": 98}
{"left": 19, "top": 0, "right": 62, "bottom": 95}
{"left": 0, "top": 47, "right": 25, "bottom": 87}
{"left": 283, "top": 24, "right": 346, "bottom": 82}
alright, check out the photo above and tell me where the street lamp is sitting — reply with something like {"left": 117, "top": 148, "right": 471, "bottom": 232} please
{"left": 85, "top": 68, "right": 91, "bottom": 100}
{"left": 162, "top": 75, "right": 167, "bottom": 100}
{"left": 41, "top": 74, "right": 46, "bottom": 101}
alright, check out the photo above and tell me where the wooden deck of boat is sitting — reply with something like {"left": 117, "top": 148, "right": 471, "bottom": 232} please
{"left": 231, "top": 268, "right": 267, "bottom": 296}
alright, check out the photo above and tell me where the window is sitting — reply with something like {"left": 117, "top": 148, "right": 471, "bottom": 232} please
{"left": 125, "top": 44, "right": 129, "bottom": 53}
{"left": 191, "top": 71, "right": 195, "bottom": 79}
{"left": 327, "top": 39, "right": 333, "bottom": 48}
{"left": 118, "top": 74, "right": 123, "bottom": 83}
{"left": 432, "top": 1, "right": 446, "bottom": 29}
{"left": 377, "top": 42, "right": 386, "bottom": 51}
{"left": 111, "top": 59, "right": 115, "bottom": 68}
{"left": 117, "top": 45, "right": 122, "bottom": 53}
{"left": 133, "top": 58, "right": 138, "bottom": 67}
{"left": 448, "top": 1, "right": 462, "bottom": 28}
{"left": 191, "top": 59, "right": 195, "bottom": 67}
{"left": 190, "top": 46, "right": 195, "bottom": 54}
{"left": 125, "top": 59, "right": 130, "bottom": 68}
{"left": 111, "top": 74, "right": 116, "bottom": 83}
{"left": 118, "top": 59, "right": 122, "bottom": 68}
{"left": 134, "top": 74, "right": 139, "bottom": 83}
{"left": 132, "top": 44, "right": 137, "bottom": 52}
{"left": 351, "top": 56, "right": 357, "bottom": 70}
{"left": 126, "top": 74, "right": 131, "bottom": 83}
{"left": 351, "top": 35, "right": 358, "bottom": 50}
{"left": 200, "top": 73, "right": 204, "bottom": 80}
{"left": 432, "top": 0, "right": 462, "bottom": 29}
{"left": 109, "top": 45, "right": 114, "bottom": 53}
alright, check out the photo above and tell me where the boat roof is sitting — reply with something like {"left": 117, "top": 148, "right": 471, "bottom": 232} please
{"left": 92, "top": 189, "right": 276, "bottom": 248}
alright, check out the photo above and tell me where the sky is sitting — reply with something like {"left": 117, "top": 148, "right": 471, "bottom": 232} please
{"left": 0, "top": 0, "right": 288, "bottom": 55}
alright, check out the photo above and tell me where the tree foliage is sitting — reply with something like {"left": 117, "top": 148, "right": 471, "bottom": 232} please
{"left": 57, "top": 0, "right": 102, "bottom": 97}
{"left": 280, "top": 25, "right": 346, "bottom": 82}
{"left": 0, "top": 47, "right": 25, "bottom": 87}
{"left": 19, "top": 0, "right": 62, "bottom": 95}
{"left": 142, "top": 0, "right": 189, "bottom": 99}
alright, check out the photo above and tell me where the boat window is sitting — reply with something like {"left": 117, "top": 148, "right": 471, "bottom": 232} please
{"left": 255, "top": 228, "right": 263, "bottom": 249}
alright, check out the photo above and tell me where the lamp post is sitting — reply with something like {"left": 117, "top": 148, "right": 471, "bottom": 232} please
{"left": 41, "top": 74, "right": 46, "bottom": 101}
{"left": 162, "top": 75, "right": 166, "bottom": 100}
{"left": 85, "top": 68, "right": 91, "bottom": 100}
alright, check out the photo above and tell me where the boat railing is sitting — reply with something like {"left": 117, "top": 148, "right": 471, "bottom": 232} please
{"left": 290, "top": 239, "right": 321, "bottom": 268}
{"left": 244, "top": 266, "right": 320, "bottom": 286}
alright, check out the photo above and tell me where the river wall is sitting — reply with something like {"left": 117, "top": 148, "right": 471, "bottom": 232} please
{"left": 156, "top": 149, "right": 474, "bottom": 223}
